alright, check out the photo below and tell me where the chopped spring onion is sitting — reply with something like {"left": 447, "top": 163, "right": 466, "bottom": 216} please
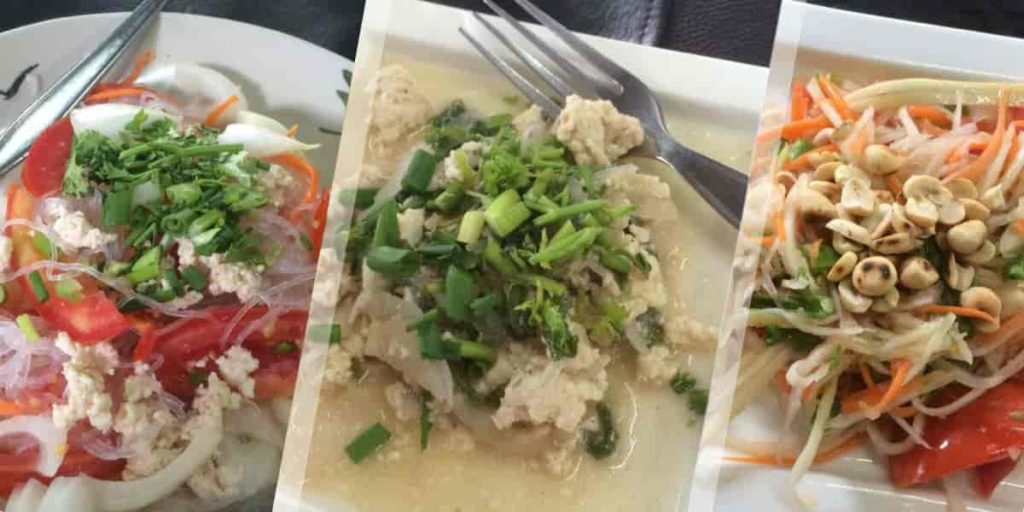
{"left": 407, "top": 309, "right": 439, "bottom": 332}
{"left": 365, "top": 246, "right": 420, "bottom": 277}
{"left": 401, "top": 149, "right": 437, "bottom": 193}
{"left": 54, "top": 279, "right": 84, "bottom": 302}
{"left": 0, "top": 284, "right": 5, "bottom": 304}
{"left": 484, "top": 189, "right": 531, "bottom": 237}
{"left": 457, "top": 211, "right": 486, "bottom": 245}
{"left": 372, "top": 200, "right": 400, "bottom": 248}
{"left": 443, "top": 266, "right": 474, "bottom": 321}
{"left": 273, "top": 342, "right": 298, "bottom": 355}
{"left": 531, "top": 227, "right": 602, "bottom": 264}
{"left": 809, "top": 244, "right": 840, "bottom": 276}
{"left": 181, "top": 266, "right": 207, "bottom": 291}
{"left": 470, "top": 292, "right": 502, "bottom": 315}
{"left": 670, "top": 372, "right": 697, "bottom": 395}
{"left": 127, "top": 246, "right": 162, "bottom": 285}
{"left": 31, "top": 233, "right": 56, "bottom": 259}
{"left": 165, "top": 183, "right": 201, "bottom": 205}
{"left": 308, "top": 323, "right": 343, "bottom": 344}
{"left": 346, "top": 423, "right": 392, "bottom": 464}
{"left": 483, "top": 237, "right": 517, "bottom": 274}
{"left": 455, "top": 339, "right": 497, "bottom": 362}
{"left": 101, "top": 188, "right": 133, "bottom": 227}
{"left": 163, "top": 269, "right": 185, "bottom": 297}
{"left": 27, "top": 271, "right": 48, "bottom": 303}
{"left": 597, "top": 246, "right": 632, "bottom": 274}
{"left": 161, "top": 209, "right": 197, "bottom": 235}
{"left": 420, "top": 397, "right": 433, "bottom": 451}
{"left": 338, "top": 187, "right": 379, "bottom": 209}
{"left": 583, "top": 403, "right": 617, "bottom": 459}
{"left": 532, "top": 199, "right": 607, "bottom": 226}
{"left": 16, "top": 314, "right": 40, "bottom": 342}
{"left": 431, "top": 182, "right": 464, "bottom": 212}
{"left": 188, "top": 211, "right": 224, "bottom": 239}
{"left": 788, "top": 139, "right": 815, "bottom": 160}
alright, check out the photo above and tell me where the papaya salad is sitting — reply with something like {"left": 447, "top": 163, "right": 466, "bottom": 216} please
{"left": 0, "top": 52, "right": 326, "bottom": 511}
{"left": 733, "top": 75, "right": 1024, "bottom": 506}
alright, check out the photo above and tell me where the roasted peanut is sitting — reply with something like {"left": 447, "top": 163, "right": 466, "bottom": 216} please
{"left": 899, "top": 256, "right": 940, "bottom": 290}
{"left": 852, "top": 256, "right": 898, "bottom": 296}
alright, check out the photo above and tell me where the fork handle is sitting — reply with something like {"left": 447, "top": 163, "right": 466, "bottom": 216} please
{"left": 656, "top": 135, "right": 748, "bottom": 228}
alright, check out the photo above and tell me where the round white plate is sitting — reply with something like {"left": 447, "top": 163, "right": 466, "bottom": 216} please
{"left": 0, "top": 11, "right": 351, "bottom": 180}
{"left": 0, "top": 11, "right": 352, "bottom": 512}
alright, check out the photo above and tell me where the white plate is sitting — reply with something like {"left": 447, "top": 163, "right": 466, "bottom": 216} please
{"left": 274, "top": 0, "right": 768, "bottom": 511}
{"left": 693, "top": 2, "right": 1024, "bottom": 512}
{"left": 0, "top": 12, "right": 353, "bottom": 179}
{"left": 0, "top": 11, "right": 352, "bottom": 511}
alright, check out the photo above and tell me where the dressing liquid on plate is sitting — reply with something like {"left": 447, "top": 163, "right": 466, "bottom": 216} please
{"left": 293, "top": 57, "right": 755, "bottom": 512}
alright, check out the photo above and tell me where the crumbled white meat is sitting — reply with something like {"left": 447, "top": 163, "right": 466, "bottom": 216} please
{"left": 513, "top": 105, "right": 549, "bottom": 146}
{"left": 216, "top": 346, "right": 259, "bottom": 398}
{"left": 665, "top": 315, "right": 718, "bottom": 347}
{"left": 384, "top": 382, "right": 421, "bottom": 422}
{"left": 52, "top": 334, "right": 118, "bottom": 431}
{"left": 0, "top": 235, "right": 11, "bottom": 272}
{"left": 636, "top": 345, "right": 680, "bottom": 382}
{"left": 622, "top": 250, "right": 668, "bottom": 317}
{"left": 324, "top": 344, "right": 354, "bottom": 385}
{"left": 397, "top": 208, "right": 425, "bottom": 246}
{"left": 600, "top": 166, "right": 676, "bottom": 221}
{"left": 117, "top": 365, "right": 181, "bottom": 480}
{"left": 176, "top": 238, "right": 196, "bottom": 267}
{"left": 552, "top": 95, "right": 644, "bottom": 167}
{"left": 474, "top": 342, "right": 537, "bottom": 395}
{"left": 48, "top": 202, "right": 117, "bottom": 252}
{"left": 259, "top": 164, "right": 296, "bottom": 207}
{"left": 165, "top": 291, "right": 204, "bottom": 310}
{"left": 492, "top": 330, "right": 609, "bottom": 432}
{"left": 200, "top": 253, "right": 264, "bottom": 303}
{"left": 313, "top": 247, "right": 345, "bottom": 309}
{"left": 187, "top": 449, "right": 243, "bottom": 501}
{"left": 442, "top": 140, "right": 487, "bottom": 184}
{"left": 367, "top": 65, "right": 434, "bottom": 160}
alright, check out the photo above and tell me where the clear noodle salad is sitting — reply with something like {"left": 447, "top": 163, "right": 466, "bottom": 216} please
{"left": 734, "top": 74, "right": 1024, "bottom": 507}
{"left": 0, "top": 50, "right": 326, "bottom": 511}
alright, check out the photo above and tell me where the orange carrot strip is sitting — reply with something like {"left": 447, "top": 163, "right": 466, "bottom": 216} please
{"left": 784, "top": 144, "right": 836, "bottom": 172}
{"left": 859, "top": 361, "right": 875, "bottom": 387}
{"left": 118, "top": 49, "right": 155, "bottom": 86}
{"left": 773, "top": 210, "right": 786, "bottom": 243}
{"left": 841, "top": 372, "right": 921, "bottom": 416}
{"left": 791, "top": 83, "right": 811, "bottom": 122}
{"left": 945, "top": 87, "right": 1009, "bottom": 183}
{"left": 920, "top": 120, "right": 948, "bottom": 137}
{"left": 204, "top": 95, "right": 240, "bottom": 126}
{"left": 915, "top": 304, "right": 999, "bottom": 325}
{"left": 0, "top": 400, "right": 34, "bottom": 416}
{"left": 907, "top": 105, "right": 952, "bottom": 129}
{"left": 756, "top": 116, "right": 831, "bottom": 143}
{"left": 84, "top": 86, "right": 153, "bottom": 103}
{"left": 976, "top": 309, "right": 1024, "bottom": 351}
{"left": 724, "top": 434, "right": 865, "bottom": 467}
{"left": 817, "top": 75, "right": 855, "bottom": 121}
{"left": 885, "top": 174, "right": 904, "bottom": 203}
{"left": 286, "top": 124, "right": 299, "bottom": 137}
{"left": 866, "top": 359, "right": 911, "bottom": 416}
{"left": 265, "top": 153, "right": 320, "bottom": 204}
{"left": 1014, "top": 221, "right": 1024, "bottom": 236}
{"left": 969, "top": 141, "right": 989, "bottom": 153}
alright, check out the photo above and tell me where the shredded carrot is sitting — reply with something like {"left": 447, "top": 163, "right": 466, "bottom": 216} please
{"left": 773, "top": 210, "right": 786, "bottom": 243}
{"left": 907, "top": 105, "right": 952, "bottom": 129}
{"left": 885, "top": 174, "right": 904, "bottom": 203}
{"left": 724, "top": 434, "right": 865, "bottom": 467}
{"left": 286, "top": 124, "right": 299, "bottom": 137}
{"left": 783, "top": 144, "right": 836, "bottom": 172}
{"left": 946, "top": 148, "right": 964, "bottom": 165}
{"left": 757, "top": 116, "right": 831, "bottom": 142}
{"left": 840, "top": 368, "right": 920, "bottom": 416}
{"left": 265, "top": 153, "right": 320, "bottom": 204}
{"left": 919, "top": 120, "right": 948, "bottom": 137}
{"left": 914, "top": 304, "right": 998, "bottom": 325}
{"left": 808, "top": 239, "right": 823, "bottom": 261}
{"left": 757, "top": 236, "right": 774, "bottom": 246}
{"left": 791, "top": 83, "right": 811, "bottom": 122}
{"left": 774, "top": 371, "right": 816, "bottom": 402}
{"left": 976, "top": 308, "right": 1024, "bottom": 351}
{"left": 1013, "top": 120, "right": 1024, "bottom": 131}
{"left": 817, "top": 74, "right": 855, "bottom": 121}
{"left": 118, "top": 48, "right": 155, "bottom": 86}
{"left": 204, "top": 95, "right": 240, "bottom": 126}
{"left": 865, "top": 359, "right": 911, "bottom": 417}
{"left": 890, "top": 405, "right": 918, "bottom": 418}
{"left": 945, "top": 87, "right": 1009, "bottom": 183}
{"left": 1014, "top": 221, "right": 1024, "bottom": 236}
{"left": 84, "top": 86, "right": 153, "bottom": 103}
{"left": 858, "top": 361, "right": 875, "bottom": 387}
{"left": 969, "top": 141, "right": 989, "bottom": 153}
{"left": 0, "top": 400, "right": 38, "bottom": 416}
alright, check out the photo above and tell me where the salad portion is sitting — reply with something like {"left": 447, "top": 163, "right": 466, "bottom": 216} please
{"left": 323, "top": 66, "right": 715, "bottom": 474}
{"left": 735, "top": 76, "right": 1024, "bottom": 504}
{"left": 0, "top": 53, "right": 325, "bottom": 511}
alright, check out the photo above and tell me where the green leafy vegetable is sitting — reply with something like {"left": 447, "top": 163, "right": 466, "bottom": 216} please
{"left": 764, "top": 325, "right": 822, "bottom": 351}
{"left": 583, "top": 403, "right": 617, "bottom": 459}
{"left": 345, "top": 423, "right": 392, "bottom": 464}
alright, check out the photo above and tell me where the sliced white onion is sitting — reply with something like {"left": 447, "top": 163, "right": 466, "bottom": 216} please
{"left": 94, "top": 418, "right": 221, "bottom": 512}
{"left": 224, "top": 402, "right": 285, "bottom": 447}
{"left": 0, "top": 416, "right": 67, "bottom": 477}
{"left": 235, "top": 110, "right": 288, "bottom": 134}
{"left": 69, "top": 104, "right": 177, "bottom": 140}
{"left": 134, "top": 63, "right": 249, "bottom": 125}
{"left": 37, "top": 476, "right": 98, "bottom": 512}
{"left": 7, "top": 478, "right": 47, "bottom": 512}
{"left": 217, "top": 124, "right": 318, "bottom": 158}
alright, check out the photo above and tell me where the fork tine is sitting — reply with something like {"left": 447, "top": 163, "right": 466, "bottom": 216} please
{"left": 471, "top": 10, "right": 572, "bottom": 98}
{"left": 480, "top": 0, "right": 602, "bottom": 98}
{"left": 459, "top": 26, "right": 562, "bottom": 118}
{"left": 510, "top": 0, "right": 627, "bottom": 92}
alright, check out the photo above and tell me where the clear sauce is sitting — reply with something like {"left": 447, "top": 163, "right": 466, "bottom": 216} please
{"left": 292, "top": 56, "right": 757, "bottom": 512}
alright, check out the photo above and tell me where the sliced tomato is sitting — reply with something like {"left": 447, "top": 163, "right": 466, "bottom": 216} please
{"left": 152, "top": 307, "right": 307, "bottom": 399}
{"left": 974, "top": 458, "right": 1019, "bottom": 499}
{"left": 0, "top": 442, "right": 123, "bottom": 497}
{"left": 21, "top": 118, "right": 74, "bottom": 197}
{"left": 252, "top": 357, "right": 299, "bottom": 399}
{"left": 311, "top": 189, "right": 330, "bottom": 257}
{"left": 889, "top": 381, "right": 1024, "bottom": 490}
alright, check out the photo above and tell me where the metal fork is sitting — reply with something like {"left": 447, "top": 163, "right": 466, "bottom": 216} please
{"left": 0, "top": 0, "right": 167, "bottom": 176}
{"left": 460, "top": 0, "right": 748, "bottom": 228}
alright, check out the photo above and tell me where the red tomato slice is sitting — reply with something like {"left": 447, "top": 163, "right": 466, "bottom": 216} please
{"left": 889, "top": 381, "right": 1024, "bottom": 489}
{"left": 252, "top": 357, "right": 299, "bottom": 399}
{"left": 152, "top": 307, "right": 306, "bottom": 399}
{"left": 974, "top": 458, "right": 1019, "bottom": 499}
{"left": 0, "top": 441, "right": 123, "bottom": 497}
{"left": 311, "top": 189, "right": 330, "bottom": 257}
{"left": 22, "top": 118, "right": 74, "bottom": 198}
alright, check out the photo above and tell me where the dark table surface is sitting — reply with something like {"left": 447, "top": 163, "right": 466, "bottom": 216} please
{"left": 4, "top": 1, "right": 1024, "bottom": 67}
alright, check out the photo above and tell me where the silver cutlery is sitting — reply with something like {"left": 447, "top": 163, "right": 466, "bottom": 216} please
{"left": 461, "top": 0, "right": 748, "bottom": 228}
{"left": 0, "top": 0, "right": 167, "bottom": 176}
